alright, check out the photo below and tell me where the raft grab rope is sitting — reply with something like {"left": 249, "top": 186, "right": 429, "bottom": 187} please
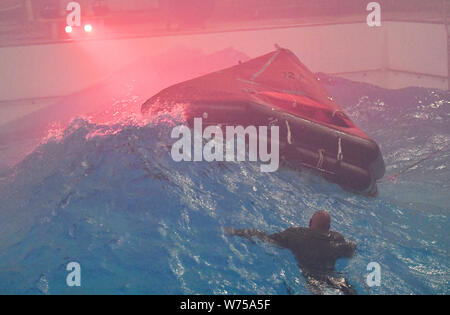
{"left": 377, "top": 143, "right": 449, "bottom": 184}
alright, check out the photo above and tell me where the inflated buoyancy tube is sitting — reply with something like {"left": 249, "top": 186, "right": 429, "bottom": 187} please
{"left": 142, "top": 48, "right": 385, "bottom": 195}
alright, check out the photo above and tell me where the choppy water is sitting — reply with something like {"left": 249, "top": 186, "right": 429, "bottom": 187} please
{"left": 0, "top": 72, "right": 448, "bottom": 294}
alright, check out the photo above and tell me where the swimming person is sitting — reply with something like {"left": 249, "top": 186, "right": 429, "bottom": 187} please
{"left": 224, "top": 210, "right": 357, "bottom": 295}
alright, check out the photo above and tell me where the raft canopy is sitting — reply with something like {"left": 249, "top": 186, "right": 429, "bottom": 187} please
{"left": 141, "top": 47, "right": 365, "bottom": 138}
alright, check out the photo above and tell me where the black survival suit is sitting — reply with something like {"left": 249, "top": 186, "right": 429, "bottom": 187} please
{"left": 226, "top": 227, "right": 357, "bottom": 295}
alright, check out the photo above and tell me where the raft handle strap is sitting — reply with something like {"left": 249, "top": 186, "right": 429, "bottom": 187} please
{"left": 337, "top": 138, "right": 343, "bottom": 161}
{"left": 316, "top": 149, "right": 325, "bottom": 169}
{"left": 285, "top": 120, "right": 292, "bottom": 144}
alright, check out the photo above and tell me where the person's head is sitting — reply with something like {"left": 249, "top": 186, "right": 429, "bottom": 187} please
{"left": 309, "top": 210, "right": 331, "bottom": 233}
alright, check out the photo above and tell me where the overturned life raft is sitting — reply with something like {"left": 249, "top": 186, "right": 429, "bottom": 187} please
{"left": 141, "top": 48, "right": 385, "bottom": 196}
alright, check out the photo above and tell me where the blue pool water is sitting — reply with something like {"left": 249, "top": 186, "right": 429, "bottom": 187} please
{"left": 0, "top": 73, "right": 448, "bottom": 294}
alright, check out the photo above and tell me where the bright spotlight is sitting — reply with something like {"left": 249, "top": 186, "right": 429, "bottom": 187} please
{"left": 84, "top": 24, "right": 93, "bottom": 33}
{"left": 65, "top": 25, "right": 73, "bottom": 33}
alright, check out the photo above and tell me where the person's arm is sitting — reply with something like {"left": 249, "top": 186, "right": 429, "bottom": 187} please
{"left": 335, "top": 240, "right": 356, "bottom": 258}
{"left": 330, "top": 231, "right": 356, "bottom": 258}
{"left": 224, "top": 227, "right": 292, "bottom": 248}
{"left": 224, "top": 227, "right": 274, "bottom": 243}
